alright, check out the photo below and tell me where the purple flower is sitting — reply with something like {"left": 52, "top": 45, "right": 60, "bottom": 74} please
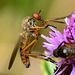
{"left": 41, "top": 11, "right": 75, "bottom": 75}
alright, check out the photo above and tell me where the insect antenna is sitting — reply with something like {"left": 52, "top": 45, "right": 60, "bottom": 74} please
{"left": 38, "top": 10, "right": 41, "bottom": 14}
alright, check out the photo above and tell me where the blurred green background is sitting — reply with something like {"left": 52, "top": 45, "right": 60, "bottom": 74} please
{"left": 0, "top": 0, "right": 75, "bottom": 75}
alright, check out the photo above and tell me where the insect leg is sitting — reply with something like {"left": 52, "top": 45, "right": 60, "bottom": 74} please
{"left": 44, "top": 24, "right": 57, "bottom": 29}
{"left": 25, "top": 53, "right": 56, "bottom": 63}
{"left": 52, "top": 15, "right": 70, "bottom": 20}
{"left": 65, "top": 27, "right": 74, "bottom": 43}
{"left": 22, "top": 39, "right": 37, "bottom": 52}
{"left": 29, "top": 42, "right": 37, "bottom": 54}
{"left": 43, "top": 14, "right": 70, "bottom": 25}
{"left": 30, "top": 25, "right": 57, "bottom": 30}
{"left": 30, "top": 26, "right": 56, "bottom": 35}
{"left": 68, "top": 27, "right": 74, "bottom": 40}
{"left": 44, "top": 20, "right": 65, "bottom": 24}
{"left": 30, "top": 24, "right": 57, "bottom": 33}
{"left": 30, "top": 28, "right": 40, "bottom": 35}
{"left": 38, "top": 10, "right": 68, "bottom": 24}
{"left": 40, "top": 20, "right": 65, "bottom": 27}
{"left": 39, "top": 54, "right": 56, "bottom": 63}
{"left": 57, "top": 41, "right": 67, "bottom": 49}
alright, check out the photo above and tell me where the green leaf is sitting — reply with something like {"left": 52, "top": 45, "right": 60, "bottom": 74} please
{"left": 41, "top": 60, "right": 56, "bottom": 75}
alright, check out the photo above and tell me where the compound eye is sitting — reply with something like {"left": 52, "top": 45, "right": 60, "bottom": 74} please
{"left": 53, "top": 49, "right": 59, "bottom": 57}
{"left": 33, "top": 13, "right": 41, "bottom": 20}
{"left": 28, "top": 18, "right": 32, "bottom": 22}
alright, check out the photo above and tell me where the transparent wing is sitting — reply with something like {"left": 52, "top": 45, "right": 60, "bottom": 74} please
{"left": 8, "top": 36, "right": 21, "bottom": 70}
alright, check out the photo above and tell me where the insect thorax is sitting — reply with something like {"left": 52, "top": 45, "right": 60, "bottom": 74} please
{"left": 22, "top": 16, "right": 36, "bottom": 32}
{"left": 20, "top": 16, "right": 37, "bottom": 49}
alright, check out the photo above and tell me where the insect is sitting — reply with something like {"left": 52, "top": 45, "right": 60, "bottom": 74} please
{"left": 53, "top": 28, "right": 75, "bottom": 75}
{"left": 8, "top": 10, "right": 66, "bottom": 70}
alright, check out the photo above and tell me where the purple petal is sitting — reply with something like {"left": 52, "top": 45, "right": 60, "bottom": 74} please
{"left": 71, "top": 11, "right": 75, "bottom": 25}
{"left": 49, "top": 31, "right": 56, "bottom": 37}
{"left": 65, "top": 17, "right": 70, "bottom": 25}
{"left": 49, "top": 26, "right": 57, "bottom": 32}
{"left": 44, "top": 50, "right": 52, "bottom": 55}
{"left": 70, "top": 64, "right": 75, "bottom": 75}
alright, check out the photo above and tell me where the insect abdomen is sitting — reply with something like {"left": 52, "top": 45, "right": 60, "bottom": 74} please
{"left": 20, "top": 30, "right": 31, "bottom": 68}
{"left": 20, "top": 49, "right": 30, "bottom": 68}
{"left": 20, "top": 34, "right": 31, "bottom": 68}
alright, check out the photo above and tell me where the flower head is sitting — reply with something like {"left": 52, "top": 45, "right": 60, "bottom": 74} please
{"left": 41, "top": 11, "right": 75, "bottom": 75}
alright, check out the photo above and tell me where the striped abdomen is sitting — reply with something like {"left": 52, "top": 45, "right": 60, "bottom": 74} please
{"left": 20, "top": 48, "right": 30, "bottom": 68}
{"left": 20, "top": 29, "right": 31, "bottom": 68}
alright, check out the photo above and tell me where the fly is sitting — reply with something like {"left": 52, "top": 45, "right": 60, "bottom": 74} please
{"left": 8, "top": 10, "right": 66, "bottom": 70}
